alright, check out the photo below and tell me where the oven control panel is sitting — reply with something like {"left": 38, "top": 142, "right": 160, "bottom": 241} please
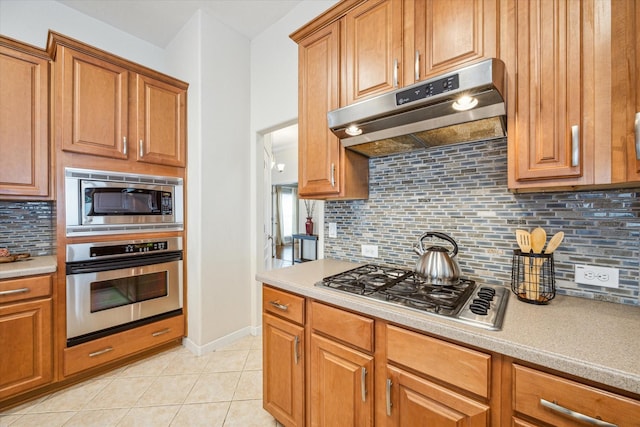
{"left": 66, "top": 237, "right": 182, "bottom": 262}
{"left": 91, "top": 241, "right": 168, "bottom": 258}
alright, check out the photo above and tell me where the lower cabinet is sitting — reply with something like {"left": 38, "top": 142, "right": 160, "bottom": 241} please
{"left": 384, "top": 365, "right": 489, "bottom": 426}
{"left": 63, "top": 314, "right": 184, "bottom": 377}
{"left": 511, "top": 364, "right": 640, "bottom": 426}
{"left": 0, "top": 275, "right": 53, "bottom": 401}
{"left": 309, "top": 301, "right": 374, "bottom": 427}
{"left": 261, "top": 284, "right": 640, "bottom": 426}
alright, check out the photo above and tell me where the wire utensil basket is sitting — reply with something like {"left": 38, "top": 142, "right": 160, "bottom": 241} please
{"left": 511, "top": 249, "right": 556, "bottom": 304}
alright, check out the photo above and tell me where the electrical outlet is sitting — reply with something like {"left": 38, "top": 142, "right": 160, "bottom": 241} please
{"left": 328, "top": 222, "right": 337, "bottom": 238}
{"left": 575, "top": 265, "right": 619, "bottom": 288}
{"left": 361, "top": 244, "right": 378, "bottom": 258}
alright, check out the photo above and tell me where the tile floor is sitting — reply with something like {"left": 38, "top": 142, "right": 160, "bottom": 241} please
{"left": 0, "top": 335, "right": 278, "bottom": 426}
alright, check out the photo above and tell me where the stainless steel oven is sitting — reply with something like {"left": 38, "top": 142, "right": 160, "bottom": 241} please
{"left": 65, "top": 237, "right": 183, "bottom": 346}
{"left": 65, "top": 167, "right": 184, "bottom": 236}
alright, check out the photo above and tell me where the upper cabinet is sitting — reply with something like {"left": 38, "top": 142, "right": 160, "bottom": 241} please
{"left": 0, "top": 36, "right": 50, "bottom": 199}
{"left": 508, "top": 0, "right": 640, "bottom": 191}
{"left": 610, "top": 0, "right": 640, "bottom": 184}
{"left": 344, "top": 0, "right": 403, "bottom": 104}
{"left": 294, "top": 18, "right": 369, "bottom": 200}
{"left": 410, "top": 0, "right": 500, "bottom": 84}
{"left": 49, "top": 32, "right": 187, "bottom": 169}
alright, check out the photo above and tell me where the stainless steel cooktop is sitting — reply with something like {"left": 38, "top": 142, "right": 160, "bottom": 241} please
{"left": 315, "top": 264, "right": 509, "bottom": 331}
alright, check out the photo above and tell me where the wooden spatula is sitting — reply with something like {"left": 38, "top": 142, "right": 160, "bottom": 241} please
{"left": 515, "top": 230, "right": 531, "bottom": 295}
{"left": 544, "top": 231, "right": 564, "bottom": 254}
{"left": 529, "top": 227, "right": 547, "bottom": 300}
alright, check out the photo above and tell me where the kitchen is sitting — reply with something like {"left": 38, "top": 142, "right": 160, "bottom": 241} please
{"left": 1, "top": 0, "right": 640, "bottom": 426}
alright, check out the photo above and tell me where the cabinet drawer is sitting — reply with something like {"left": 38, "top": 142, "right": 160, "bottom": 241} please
{"left": 263, "top": 286, "right": 304, "bottom": 325}
{"left": 386, "top": 324, "right": 491, "bottom": 398}
{"left": 0, "top": 275, "right": 52, "bottom": 304}
{"left": 310, "top": 301, "right": 374, "bottom": 353}
{"left": 63, "top": 314, "right": 184, "bottom": 377}
{"left": 513, "top": 364, "right": 640, "bottom": 426}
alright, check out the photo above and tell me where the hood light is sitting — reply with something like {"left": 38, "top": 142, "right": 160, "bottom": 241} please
{"left": 345, "top": 125, "right": 363, "bottom": 136}
{"left": 452, "top": 95, "right": 479, "bottom": 111}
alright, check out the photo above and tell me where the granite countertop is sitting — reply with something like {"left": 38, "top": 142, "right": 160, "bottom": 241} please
{"left": 256, "top": 258, "right": 640, "bottom": 395}
{"left": 0, "top": 255, "right": 57, "bottom": 280}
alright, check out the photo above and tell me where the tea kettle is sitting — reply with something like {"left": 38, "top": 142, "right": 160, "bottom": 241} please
{"left": 413, "top": 232, "right": 461, "bottom": 285}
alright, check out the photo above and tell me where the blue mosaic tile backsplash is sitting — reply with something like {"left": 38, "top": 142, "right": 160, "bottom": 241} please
{"left": 324, "top": 138, "right": 640, "bottom": 306}
{"left": 0, "top": 201, "right": 56, "bottom": 256}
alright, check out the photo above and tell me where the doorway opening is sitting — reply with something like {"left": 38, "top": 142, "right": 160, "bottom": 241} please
{"left": 273, "top": 184, "right": 298, "bottom": 267}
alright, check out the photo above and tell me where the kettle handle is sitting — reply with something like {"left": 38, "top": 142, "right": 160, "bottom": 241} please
{"left": 418, "top": 232, "right": 458, "bottom": 257}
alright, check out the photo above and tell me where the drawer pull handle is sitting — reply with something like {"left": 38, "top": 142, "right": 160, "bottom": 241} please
{"left": 123, "top": 136, "right": 127, "bottom": 155}
{"left": 634, "top": 112, "right": 640, "bottom": 160}
{"left": 139, "top": 139, "right": 144, "bottom": 157}
{"left": 330, "top": 163, "right": 336, "bottom": 188}
{"left": 540, "top": 399, "right": 618, "bottom": 427}
{"left": 361, "top": 367, "right": 367, "bottom": 402}
{"left": 571, "top": 125, "right": 580, "bottom": 167}
{"left": 414, "top": 50, "right": 420, "bottom": 81}
{"left": 386, "top": 378, "right": 392, "bottom": 416}
{"left": 269, "top": 300, "right": 288, "bottom": 311}
{"left": 0, "top": 287, "right": 29, "bottom": 296}
{"left": 293, "top": 335, "right": 300, "bottom": 365}
{"left": 89, "top": 347, "right": 114, "bottom": 358}
{"left": 152, "top": 328, "right": 171, "bottom": 337}
{"left": 393, "top": 58, "right": 399, "bottom": 87}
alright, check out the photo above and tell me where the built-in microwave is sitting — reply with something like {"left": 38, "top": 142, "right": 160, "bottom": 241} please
{"left": 65, "top": 168, "right": 184, "bottom": 236}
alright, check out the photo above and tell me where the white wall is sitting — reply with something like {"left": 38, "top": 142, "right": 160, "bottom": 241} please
{"left": 0, "top": 0, "right": 165, "bottom": 71}
{"left": 249, "top": 0, "right": 338, "bottom": 327}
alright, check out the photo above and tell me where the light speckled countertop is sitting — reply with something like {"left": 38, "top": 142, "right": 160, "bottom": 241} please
{"left": 256, "top": 258, "right": 640, "bottom": 395}
{"left": 0, "top": 255, "right": 57, "bottom": 279}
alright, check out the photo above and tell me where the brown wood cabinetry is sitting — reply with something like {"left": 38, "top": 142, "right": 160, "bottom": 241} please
{"left": 511, "top": 364, "right": 640, "bottom": 426}
{"left": 0, "top": 275, "right": 53, "bottom": 400}
{"left": 63, "top": 314, "right": 183, "bottom": 377}
{"left": 344, "top": 0, "right": 403, "bottom": 103}
{"left": 294, "top": 20, "right": 369, "bottom": 200}
{"left": 0, "top": 36, "right": 50, "bottom": 199}
{"left": 309, "top": 302, "right": 374, "bottom": 426}
{"left": 262, "top": 286, "right": 305, "bottom": 427}
{"left": 409, "top": 0, "right": 499, "bottom": 84}
{"left": 507, "top": 0, "right": 593, "bottom": 189}
{"left": 611, "top": 0, "right": 640, "bottom": 184}
{"left": 49, "top": 31, "right": 187, "bottom": 169}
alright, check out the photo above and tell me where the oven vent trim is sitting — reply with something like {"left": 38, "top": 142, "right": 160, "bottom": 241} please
{"left": 65, "top": 167, "right": 183, "bottom": 186}
{"left": 66, "top": 223, "right": 184, "bottom": 237}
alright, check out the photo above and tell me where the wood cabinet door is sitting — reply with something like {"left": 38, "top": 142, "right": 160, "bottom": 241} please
{"left": 508, "top": 0, "right": 590, "bottom": 186}
{"left": 0, "top": 42, "right": 49, "bottom": 198}
{"left": 344, "top": 0, "right": 403, "bottom": 104}
{"left": 134, "top": 74, "right": 186, "bottom": 167}
{"left": 58, "top": 46, "right": 129, "bottom": 160}
{"left": 298, "top": 22, "right": 342, "bottom": 198}
{"left": 0, "top": 298, "right": 53, "bottom": 400}
{"left": 263, "top": 313, "right": 304, "bottom": 427}
{"left": 412, "top": 0, "right": 499, "bottom": 83}
{"left": 383, "top": 365, "right": 489, "bottom": 427}
{"left": 310, "top": 333, "right": 374, "bottom": 427}
{"left": 629, "top": 0, "right": 640, "bottom": 179}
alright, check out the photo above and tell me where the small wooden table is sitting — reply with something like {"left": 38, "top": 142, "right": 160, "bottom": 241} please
{"left": 292, "top": 234, "right": 318, "bottom": 264}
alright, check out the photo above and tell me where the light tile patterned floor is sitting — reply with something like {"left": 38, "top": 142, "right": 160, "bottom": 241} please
{"left": 0, "top": 335, "right": 277, "bottom": 426}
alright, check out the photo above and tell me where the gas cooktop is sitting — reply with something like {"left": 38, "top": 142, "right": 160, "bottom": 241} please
{"left": 315, "top": 264, "right": 509, "bottom": 331}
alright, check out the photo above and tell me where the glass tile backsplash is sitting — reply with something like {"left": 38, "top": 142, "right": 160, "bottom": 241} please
{"left": 324, "top": 138, "right": 640, "bottom": 306}
{"left": 0, "top": 201, "right": 56, "bottom": 256}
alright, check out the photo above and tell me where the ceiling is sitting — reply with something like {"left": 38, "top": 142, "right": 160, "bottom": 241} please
{"left": 56, "top": 0, "right": 304, "bottom": 47}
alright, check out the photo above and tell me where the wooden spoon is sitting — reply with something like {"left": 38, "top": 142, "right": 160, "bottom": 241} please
{"left": 529, "top": 227, "right": 547, "bottom": 300}
{"left": 544, "top": 231, "right": 564, "bottom": 254}
{"left": 515, "top": 230, "right": 531, "bottom": 295}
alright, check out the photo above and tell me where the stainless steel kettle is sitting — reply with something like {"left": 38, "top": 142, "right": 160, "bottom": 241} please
{"left": 413, "top": 232, "right": 461, "bottom": 285}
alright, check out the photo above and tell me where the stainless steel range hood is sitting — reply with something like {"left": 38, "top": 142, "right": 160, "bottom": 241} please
{"left": 327, "top": 58, "right": 507, "bottom": 157}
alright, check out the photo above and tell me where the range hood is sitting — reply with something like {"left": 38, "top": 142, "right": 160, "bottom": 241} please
{"left": 327, "top": 58, "right": 507, "bottom": 157}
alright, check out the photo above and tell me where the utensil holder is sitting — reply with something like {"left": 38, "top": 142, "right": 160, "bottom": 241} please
{"left": 511, "top": 249, "right": 556, "bottom": 304}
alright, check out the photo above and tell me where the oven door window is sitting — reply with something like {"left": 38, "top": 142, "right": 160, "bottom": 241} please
{"left": 90, "top": 271, "right": 168, "bottom": 312}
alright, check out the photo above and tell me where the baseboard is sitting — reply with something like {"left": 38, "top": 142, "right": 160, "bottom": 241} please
{"left": 183, "top": 325, "right": 262, "bottom": 356}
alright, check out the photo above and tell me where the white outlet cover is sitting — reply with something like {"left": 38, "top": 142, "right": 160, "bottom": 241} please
{"left": 575, "top": 264, "right": 619, "bottom": 288}
{"left": 328, "top": 222, "right": 337, "bottom": 238}
{"left": 361, "top": 245, "right": 378, "bottom": 258}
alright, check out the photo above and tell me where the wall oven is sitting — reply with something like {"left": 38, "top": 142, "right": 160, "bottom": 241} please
{"left": 66, "top": 237, "right": 183, "bottom": 347}
{"left": 65, "top": 167, "right": 184, "bottom": 236}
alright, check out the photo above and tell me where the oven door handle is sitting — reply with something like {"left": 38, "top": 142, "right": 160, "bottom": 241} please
{"left": 66, "top": 251, "right": 183, "bottom": 274}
